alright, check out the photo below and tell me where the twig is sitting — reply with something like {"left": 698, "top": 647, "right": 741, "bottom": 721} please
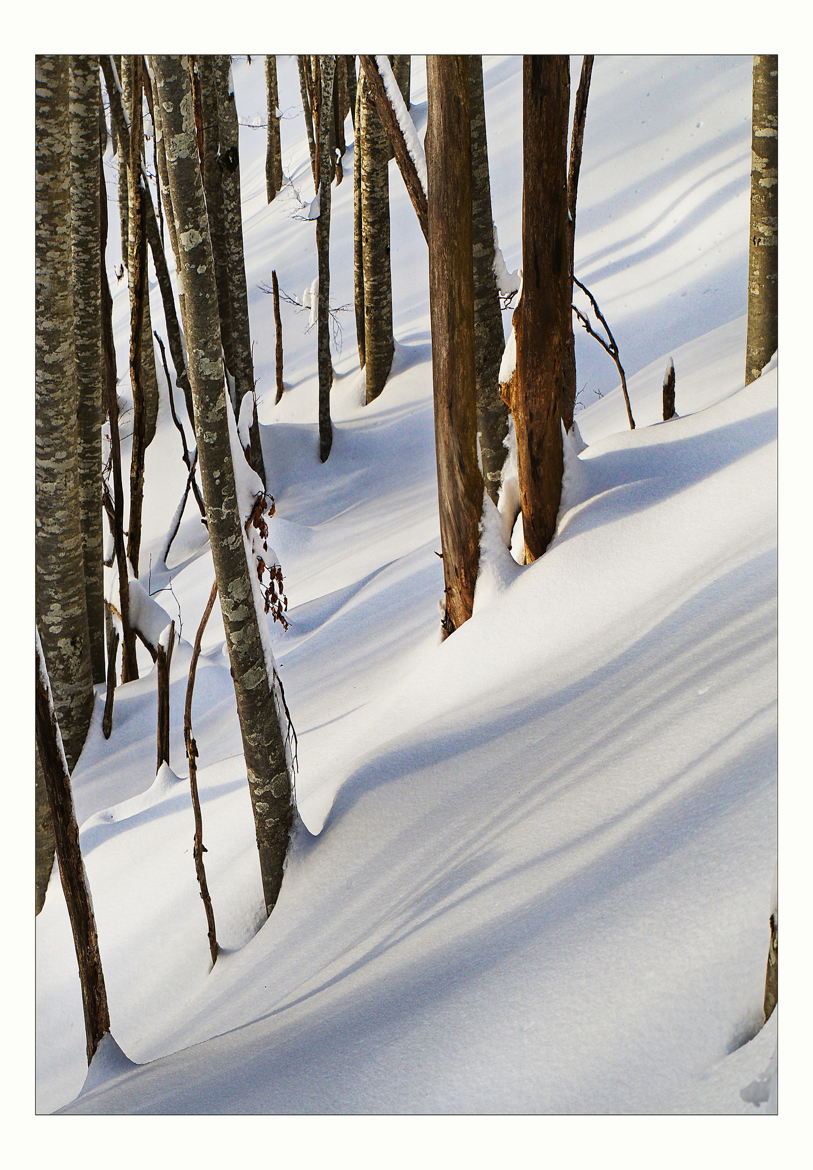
{"left": 573, "top": 276, "right": 635, "bottom": 430}
{"left": 154, "top": 331, "right": 205, "bottom": 516}
{"left": 272, "top": 270, "right": 285, "bottom": 404}
{"left": 184, "top": 580, "right": 220, "bottom": 968}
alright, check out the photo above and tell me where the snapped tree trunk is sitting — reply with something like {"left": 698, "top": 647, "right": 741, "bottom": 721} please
{"left": 504, "top": 56, "right": 570, "bottom": 564}
{"left": 36, "top": 634, "right": 111, "bottom": 1063}
{"left": 316, "top": 56, "right": 337, "bottom": 461}
{"left": 151, "top": 55, "right": 294, "bottom": 917}
{"left": 468, "top": 56, "right": 509, "bottom": 505}
{"left": 265, "top": 54, "right": 283, "bottom": 202}
{"left": 36, "top": 54, "right": 95, "bottom": 910}
{"left": 359, "top": 66, "right": 394, "bottom": 403}
{"left": 69, "top": 56, "right": 106, "bottom": 684}
{"left": 425, "top": 56, "right": 483, "bottom": 636}
{"left": 272, "top": 269, "right": 285, "bottom": 404}
{"left": 745, "top": 55, "right": 778, "bottom": 386}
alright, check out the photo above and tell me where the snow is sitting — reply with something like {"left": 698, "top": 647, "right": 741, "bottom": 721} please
{"left": 35, "top": 54, "right": 777, "bottom": 1120}
{"left": 375, "top": 54, "right": 428, "bottom": 197}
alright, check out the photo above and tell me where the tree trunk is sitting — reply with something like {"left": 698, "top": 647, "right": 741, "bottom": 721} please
{"left": 353, "top": 77, "right": 366, "bottom": 370}
{"left": 68, "top": 56, "right": 106, "bottom": 684}
{"left": 745, "top": 55, "right": 778, "bottom": 386}
{"left": 662, "top": 357, "right": 676, "bottom": 420}
{"left": 562, "top": 54, "right": 594, "bottom": 432}
{"left": 468, "top": 56, "right": 509, "bottom": 505}
{"left": 505, "top": 56, "right": 570, "bottom": 564}
{"left": 155, "top": 622, "right": 175, "bottom": 772}
{"left": 345, "top": 55, "right": 358, "bottom": 129}
{"left": 35, "top": 55, "right": 95, "bottom": 912}
{"left": 316, "top": 56, "right": 337, "bottom": 461}
{"left": 151, "top": 55, "right": 294, "bottom": 917}
{"left": 391, "top": 54, "right": 411, "bottom": 110}
{"left": 36, "top": 634, "right": 111, "bottom": 1064}
{"left": 359, "top": 67, "right": 394, "bottom": 403}
{"left": 272, "top": 269, "right": 285, "bottom": 404}
{"left": 426, "top": 56, "right": 483, "bottom": 637}
{"left": 298, "top": 55, "right": 318, "bottom": 186}
{"left": 265, "top": 54, "right": 283, "bottom": 202}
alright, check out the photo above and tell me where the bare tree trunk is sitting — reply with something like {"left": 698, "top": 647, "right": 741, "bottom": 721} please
{"left": 504, "top": 56, "right": 570, "bottom": 564}
{"left": 333, "top": 58, "right": 347, "bottom": 184}
{"left": 745, "top": 55, "right": 778, "bottom": 386}
{"left": 391, "top": 54, "right": 411, "bottom": 109}
{"left": 36, "top": 633, "right": 111, "bottom": 1063}
{"left": 298, "top": 55, "right": 318, "bottom": 186}
{"left": 468, "top": 56, "right": 508, "bottom": 505}
{"left": 764, "top": 912, "right": 777, "bottom": 1021}
{"left": 184, "top": 580, "right": 220, "bottom": 967}
{"left": 562, "top": 54, "right": 594, "bottom": 432}
{"left": 662, "top": 357, "right": 676, "bottom": 421}
{"left": 36, "top": 56, "right": 96, "bottom": 911}
{"left": 272, "top": 270, "right": 285, "bottom": 404}
{"left": 345, "top": 55, "right": 358, "bottom": 129}
{"left": 69, "top": 56, "right": 106, "bottom": 684}
{"left": 102, "top": 610, "right": 118, "bottom": 740}
{"left": 426, "top": 56, "right": 483, "bottom": 637}
{"left": 359, "top": 66, "right": 394, "bottom": 403}
{"left": 155, "top": 622, "right": 176, "bottom": 772}
{"left": 353, "top": 78, "right": 366, "bottom": 370}
{"left": 151, "top": 55, "right": 294, "bottom": 917}
{"left": 265, "top": 54, "right": 283, "bottom": 202}
{"left": 317, "top": 56, "right": 337, "bottom": 461}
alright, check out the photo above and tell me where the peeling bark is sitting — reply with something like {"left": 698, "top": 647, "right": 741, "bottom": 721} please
{"left": 151, "top": 55, "right": 294, "bottom": 917}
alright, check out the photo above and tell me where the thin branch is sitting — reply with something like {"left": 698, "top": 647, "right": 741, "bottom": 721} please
{"left": 573, "top": 276, "right": 635, "bottom": 430}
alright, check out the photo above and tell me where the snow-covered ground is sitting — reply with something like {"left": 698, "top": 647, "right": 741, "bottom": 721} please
{"left": 35, "top": 55, "right": 778, "bottom": 1118}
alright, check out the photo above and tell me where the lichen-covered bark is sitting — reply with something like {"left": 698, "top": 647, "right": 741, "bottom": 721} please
{"left": 35, "top": 54, "right": 95, "bottom": 909}
{"left": 468, "top": 56, "right": 508, "bottom": 505}
{"left": 745, "top": 55, "right": 778, "bottom": 386}
{"left": 317, "top": 56, "right": 336, "bottom": 462}
{"left": 68, "top": 56, "right": 106, "bottom": 684}
{"left": 265, "top": 55, "right": 283, "bottom": 201}
{"left": 506, "top": 56, "right": 570, "bottom": 564}
{"left": 151, "top": 55, "right": 293, "bottom": 917}
{"left": 360, "top": 69, "right": 394, "bottom": 403}
{"left": 353, "top": 78, "right": 365, "bottom": 370}
{"left": 426, "top": 56, "right": 483, "bottom": 636}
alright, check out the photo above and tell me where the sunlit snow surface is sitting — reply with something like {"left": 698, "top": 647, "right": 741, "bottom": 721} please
{"left": 36, "top": 55, "right": 775, "bottom": 1115}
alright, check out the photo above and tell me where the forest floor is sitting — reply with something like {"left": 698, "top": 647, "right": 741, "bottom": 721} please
{"left": 35, "top": 55, "right": 777, "bottom": 1117}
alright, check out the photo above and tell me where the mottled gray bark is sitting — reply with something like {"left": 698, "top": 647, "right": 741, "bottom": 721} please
{"left": 317, "top": 56, "right": 336, "bottom": 461}
{"left": 345, "top": 55, "right": 358, "bottom": 129}
{"left": 360, "top": 68, "right": 394, "bottom": 403}
{"left": 36, "top": 634, "right": 111, "bottom": 1062}
{"left": 391, "top": 54, "right": 411, "bottom": 110}
{"left": 745, "top": 55, "right": 778, "bottom": 386}
{"left": 69, "top": 56, "right": 106, "bottom": 683}
{"left": 426, "top": 56, "right": 483, "bottom": 637}
{"left": 353, "top": 78, "right": 365, "bottom": 370}
{"left": 36, "top": 54, "right": 95, "bottom": 910}
{"left": 468, "top": 56, "right": 508, "bottom": 505}
{"left": 265, "top": 54, "right": 283, "bottom": 202}
{"left": 298, "top": 55, "right": 318, "bottom": 186}
{"left": 151, "top": 55, "right": 294, "bottom": 917}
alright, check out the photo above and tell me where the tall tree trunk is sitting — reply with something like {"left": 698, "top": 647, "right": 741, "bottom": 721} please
{"left": 265, "top": 54, "right": 283, "bottom": 202}
{"left": 211, "top": 55, "right": 266, "bottom": 486}
{"left": 151, "top": 55, "right": 294, "bottom": 917}
{"left": 69, "top": 56, "right": 106, "bottom": 684}
{"left": 468, "top": 56, "right": 509, "bottom": 506}
{"left": 745, "top": 55, "right": 778, "bottom": 386}
{"left": 426, "top": 56, "right": 483, "bottom": 637}
{"left": 353, "top": 77, "right": 366, "bottom": 370}
{"left": 36, "top": 634, "right": 111, "bottom": 1063}
{"left": 316, "top": 56, "right": 337, "bottom": 461}
{"left": 35, "top": 55, "right": 95, "bottom": 910}
{"left": 298, "top": 55, "right": 318, "bottom": 186}
{"left": 359, "top": 68, "right": 394, "bottom": 403}
{"left": 391, "top": 54, "right": 411, "bottom": 109}
{"left": 562, "top": 54, "right": 594, "bottom": 432}
{"left": 345, "top": 55, "right": 358, "bottom": 129}
{"left": 504, "top": 56, "right": 570, "bottom": 564}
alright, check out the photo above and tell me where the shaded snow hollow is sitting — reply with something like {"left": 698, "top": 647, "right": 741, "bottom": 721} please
{"left": 36, "top": 55, "right": 775, "bottom": 1117}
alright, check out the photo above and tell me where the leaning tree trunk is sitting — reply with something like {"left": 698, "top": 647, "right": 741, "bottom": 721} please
{"left": 151, "top": 55, "right": 294, "bottom": 917}
{"left": 316, "top": 56, "right": 336, "bottom": 461}
{"left": 504, "top": 56, "right": 570, "bottom": 564}
{"left": 745, "top": 55, "right": 778, "bottom": 386}
{"left": 36, "top": 634, "right": 111, "bottom": 1064}
{"left": 35, "top": 54, "right": 95, "bottom": 911}
{"left": 359, "top": 66, "right": 394, "bottom": 403}
{"left": 265, "top": 54, "right": 283, "bottom": 202}
{"left": 426, "top": 56, "right": 483, "bottom": 637}
{"left": 69, "top": 56, "right": 106, "bottom": 684}
{"left": 468, "top": 56, "right": 509, "bottom": 506}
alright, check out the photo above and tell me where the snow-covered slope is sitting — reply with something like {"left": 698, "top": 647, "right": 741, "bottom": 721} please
{"left": 36, "top": 55, "right": 776, "bottom": 1115}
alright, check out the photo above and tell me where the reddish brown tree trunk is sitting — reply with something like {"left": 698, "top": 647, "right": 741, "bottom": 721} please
{"left": 425, "top": 56, "right": 483, "bottom": 636}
